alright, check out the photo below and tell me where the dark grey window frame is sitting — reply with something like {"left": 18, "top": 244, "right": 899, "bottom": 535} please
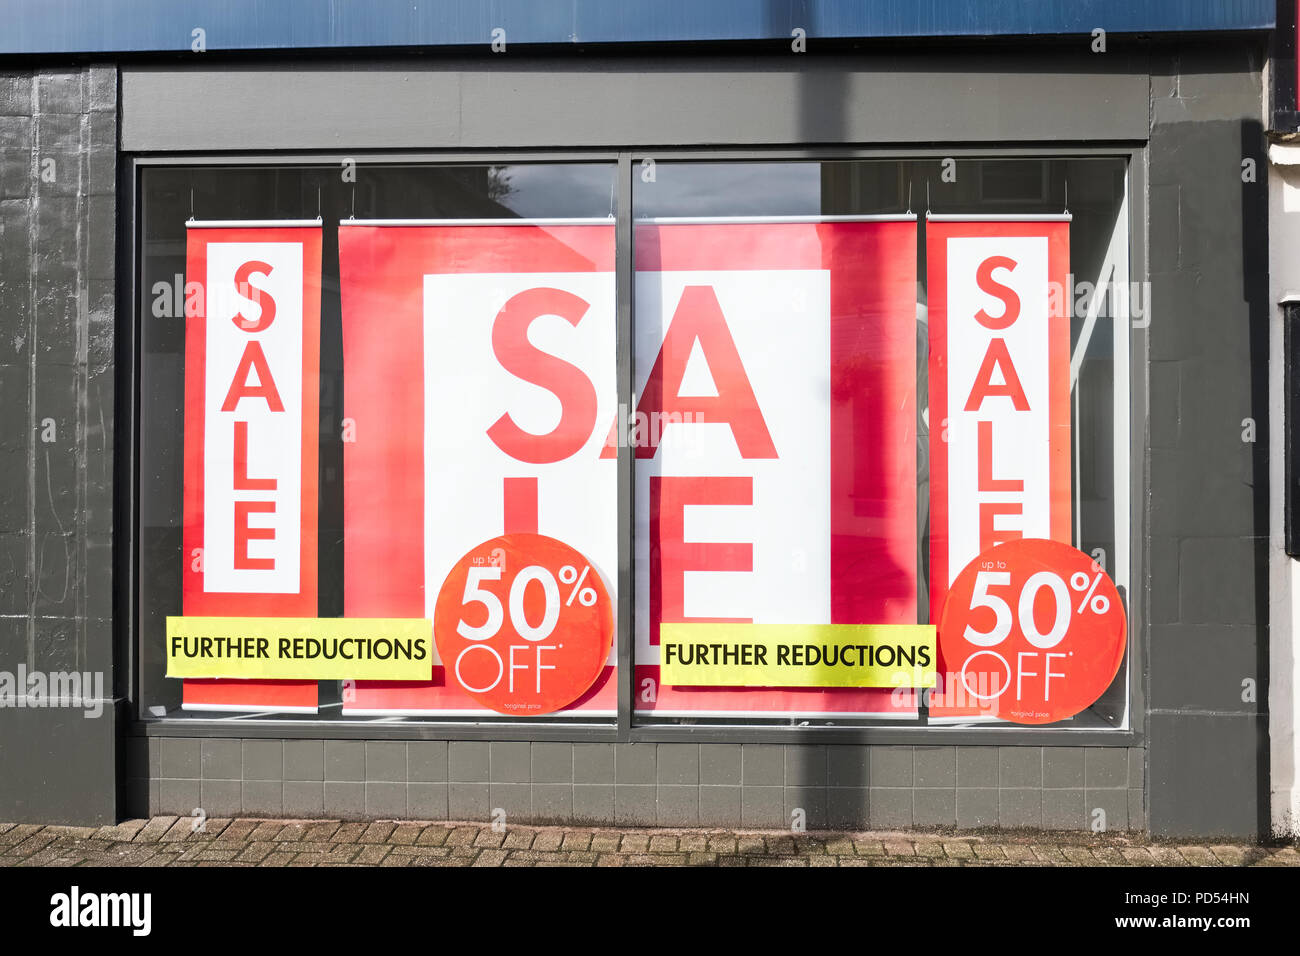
{"left": 121, "top": 145, "right": 1147, "bottom": 747}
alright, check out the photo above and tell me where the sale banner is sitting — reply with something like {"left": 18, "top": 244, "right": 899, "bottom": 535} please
{"left": 925, "top": 215, "right": 1071, "bottom": 720}
{"left": 181, "top": 222, "right": 322, "bottom": 713}
{"left": 631, "top": 217, "right": 920, "bottom": 718}
{"left": 339, "top": 220, "right": 617, "bottom": 716}
{"left": 936, "top": 539, "right": 1125, "bottom": 724}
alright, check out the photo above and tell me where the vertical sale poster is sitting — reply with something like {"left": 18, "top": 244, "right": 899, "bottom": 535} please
{"left": 338, "top": 220, "right": 618, "bottom": 716}
{"left": 181, "top": 222, "right": 322, "bottom": 712}
{"left": 631, "top": 217, "right": 921, "bottom": 718}
{"left": 925, "top": 215, "right": 1072, "bottom": 718}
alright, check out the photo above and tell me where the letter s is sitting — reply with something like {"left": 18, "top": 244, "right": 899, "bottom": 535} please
{"left": 486, "top": 287, "right": 598, "bottom": 464}
{"left": 233, "top": 260, "right": 277, "bottom": 332}
{"left": 973, "top": 256, "right": 1020, "bottom": 330}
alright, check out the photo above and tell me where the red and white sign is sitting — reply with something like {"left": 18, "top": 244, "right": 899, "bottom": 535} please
{"left": 937, "top": 539, "right": 1126, "bottom": 724}
{"left": 433, "top": 534, "right": 614, "bottom": 715}
{"left": 339, "top": 221, "right": 618, "bottom": 716}
{"left": 925, "top": 216, "right": 1071, "bottom": 718}
{"left": 630, "top": 218, "right": 920, "bottom": 718}
{"left": 182, "top": 222, "right": 322, "bottom": 712}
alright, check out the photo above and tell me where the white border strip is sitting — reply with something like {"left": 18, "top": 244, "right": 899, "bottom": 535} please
{"left": 925, "top": 213, "right": 1073, "bottom": 222}
{"left": 338, "top": 217, "right": 614, "bottom": 227}
{"left": 636, "top": 214, "right": 916, "bottom": 224}
{"left": 180, "top": 703, "right": 320, "bottom": 714}
{"left": 186, "top": 219, "right": 322, "bottom": 229}
{"left": 342, "top": 708, "right": 617, "bottom": 718}
{"left": 634, "top": 710, "right": 916, "bottom": 719}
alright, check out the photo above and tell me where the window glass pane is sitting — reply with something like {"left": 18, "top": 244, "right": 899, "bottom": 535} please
{"left": 138, "top": 162, "right": 618, "bottom": 723}
{"left": 632, "top": 158, "right": 1129, "bottom": 729}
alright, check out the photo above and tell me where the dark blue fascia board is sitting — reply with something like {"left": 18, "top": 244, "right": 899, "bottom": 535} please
{"left": 0, "top": 0, "right": 1277, "bottom": 56}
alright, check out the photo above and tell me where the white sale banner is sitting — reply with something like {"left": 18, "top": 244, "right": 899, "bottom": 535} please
{"left": 925, "top": 215, "right": 1072, "bottom": 717}
{"left": 628, "top": 219, "right": 920, "bottom": 718}
{"left": 181, "top": 222, "right": 322, "bottom": 713}
{"left": 339, "top": 220, "right": 619, "bottom": 715}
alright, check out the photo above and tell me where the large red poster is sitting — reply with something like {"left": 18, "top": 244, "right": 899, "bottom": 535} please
{"left": 338, "top": 220, "right": 618, "bottom": 715}
{"left": 181, "top": 222, "right": 322, "bottom": 712}
{"left": 926, "top": 215, "right": 1072, "bottom": 717}
{"left": 630, "top": 218, "right": 920, "bottom": 717}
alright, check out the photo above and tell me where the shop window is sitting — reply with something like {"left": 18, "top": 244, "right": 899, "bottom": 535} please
{"left": 135, "top": 155, "right": 1132, "bottom": 732}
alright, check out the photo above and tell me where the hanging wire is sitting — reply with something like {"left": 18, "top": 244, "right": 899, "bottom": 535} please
{"left": 1063, "top": 177, "right": 1070, "bottom": 217}
{"left": 187, "top": 187, "right": 195, "bottom": 223}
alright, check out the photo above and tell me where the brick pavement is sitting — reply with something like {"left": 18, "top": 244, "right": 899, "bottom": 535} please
{"left": 1, "top": 819, "right": 1297, "bottom": 867}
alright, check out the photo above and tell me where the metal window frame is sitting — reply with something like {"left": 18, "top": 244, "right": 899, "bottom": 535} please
{"left": 121, "top": 145, "right": 1147, "bottom": 747}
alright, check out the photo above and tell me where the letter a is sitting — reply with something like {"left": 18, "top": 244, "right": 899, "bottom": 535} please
{"left": 604, "top": 285, "right": 777, "bottom": 459}
{"left": 964, "top": 338, "right": 1029, "bottom": 412}
{"left": 221, "top": 340, "right": 286, "bottom": 412}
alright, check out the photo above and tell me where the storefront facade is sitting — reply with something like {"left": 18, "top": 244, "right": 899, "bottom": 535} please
{"left": 0, "top": 2, "right": 1283, "bottom": 838}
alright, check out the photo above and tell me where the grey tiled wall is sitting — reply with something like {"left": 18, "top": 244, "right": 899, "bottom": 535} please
{"left": 129, "top": 738, "right": 1145, "bottom": 832}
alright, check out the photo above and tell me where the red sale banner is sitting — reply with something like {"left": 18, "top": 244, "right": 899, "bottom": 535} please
{"left": 630, "top": 217, "right": 919, "bottom": 718}
{"left": 926, "top": 215, "right": 1071, "bottom": 720}
{"left": 937, "top": 539, "right": 1125, "bottom": 724}
{"left": 339, "top": 220, "right": 618, "bottom": 716}
{"left": 181, "top": 222, "right": 322, "bottom": 713}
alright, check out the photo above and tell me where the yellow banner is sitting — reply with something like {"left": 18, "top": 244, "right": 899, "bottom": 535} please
{"left": 166, "top": 617, "right": 433, "bottom": 680}
{"left": 659, "top": 623, "right": 936, "bottom": 688}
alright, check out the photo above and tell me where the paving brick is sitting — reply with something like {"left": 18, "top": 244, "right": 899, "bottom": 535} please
{"left": 1177, "top": 845, "right": 1219, "bottom": 865}
{"left": 303, "top": 822, "right": 341, "bottom": 841}
{"left": 533, "top": 830, "right": 565, "bottom": 851}
{"left": 135, "top": 817, "right": 178, "bottom": 842}
{"left": 1209, "top": 845, "right": 1250, "bottom": 865}
{"left": 503, "top": 829, "right": 537, "bottom": 849}
{"left": 473, "top": 829, "right": 506, "bottom": 848}
{"left": 215, "top": 820, "right": 260, "bottom": 843}
{"left": 1120, "top": 848, "right": 1155, "bottom": 865}
{"left": 355, "top": 845, "right": 392, "bottom": 865}
{"left": 94, "top": 820, "right": 146, "bottom": 842}
{"left": 618, "top": 834, "right": 649, "bottom": 853}
{"left": 444, "top": 827, "right": 479, "bottom": 846}
{"left": 561, "top": 832, "right": 592, "bottom": 851}
{"left": 416, "top": 826, "right": 452, "bottom": 847}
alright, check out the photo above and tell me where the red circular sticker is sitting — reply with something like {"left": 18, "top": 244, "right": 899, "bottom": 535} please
{"left": 433, "top": 533, "right": 613, "bottom": 716}
{"left": 937, "top": 539, "right": 1126, "bottom": 725}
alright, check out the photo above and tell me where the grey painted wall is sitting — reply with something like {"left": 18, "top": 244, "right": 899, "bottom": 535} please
{"left": 120, "top": 50, "right": 1151, "bottom": 152}
{"left": 1144, "top": 46, "right": 1272, "bottom": 838}
{"left": 0, "top": 64, "right": 119, "bottom": 824}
